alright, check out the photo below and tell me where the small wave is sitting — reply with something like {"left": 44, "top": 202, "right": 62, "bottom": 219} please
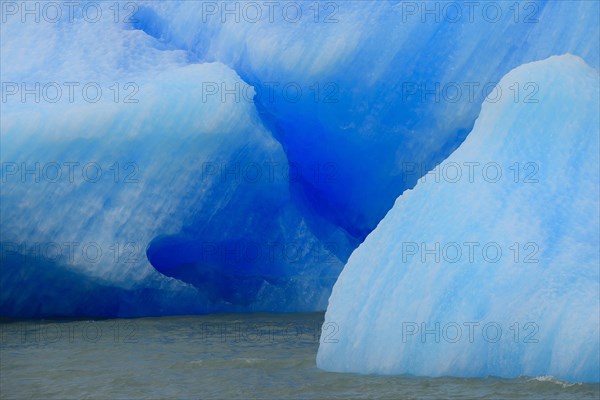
{"left": 528, "top": 376, "right": 582, "bottom": 388}
{"left": 232, "top": 358, "right": 267, "bottom": 365}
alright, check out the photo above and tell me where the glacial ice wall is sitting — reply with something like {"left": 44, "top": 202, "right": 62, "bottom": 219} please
{"left": 1, "top": 1, "right": 599, "bottom": 316}
{"left": 317, "top": 55, "right": 600, "bottom": 383}
{"left": 137, "top": 0, "right": 600, "bottom": 239}
{"left": 1, "top": 9, "right": 347, "bottom": 315}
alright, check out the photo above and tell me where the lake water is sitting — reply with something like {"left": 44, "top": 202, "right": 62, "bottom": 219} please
{"left": 1, "top": 313, "right": 598, "bottom": 399}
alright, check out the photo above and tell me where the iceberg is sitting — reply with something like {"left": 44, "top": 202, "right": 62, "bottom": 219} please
{"left": 1, "top": 1, "right": 598, "bottom": 316}
{"left": 317, "top": 55, "right": 600, "bottom": 383}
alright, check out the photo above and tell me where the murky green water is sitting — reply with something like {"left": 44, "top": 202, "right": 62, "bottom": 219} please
{"left": 1, "top": 313, "right": 598, "bottom": 399}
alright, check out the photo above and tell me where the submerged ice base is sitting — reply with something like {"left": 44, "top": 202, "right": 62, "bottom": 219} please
{"left": 317, "top": 55, "right": 600, "bottom": 383}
